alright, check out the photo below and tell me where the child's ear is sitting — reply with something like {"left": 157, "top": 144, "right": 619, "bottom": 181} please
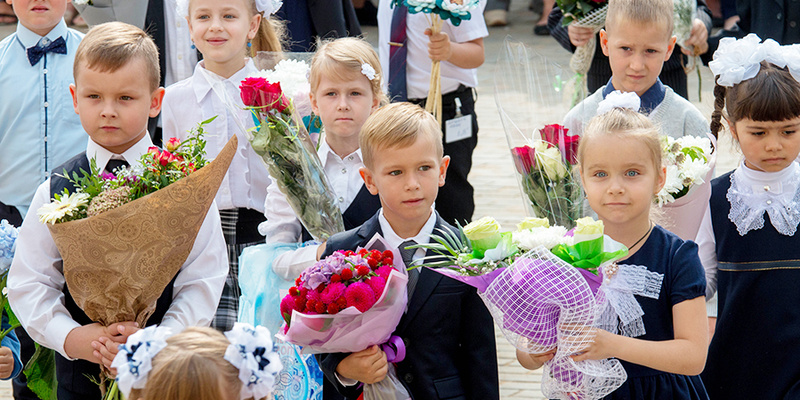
{"left": 664, "top": 35, "right": 677, "bottom": 61}
{"left": 438, "top": 156, "right": 450, "bottom": 187}
{"left": 248, "top": 12, "right": 262, "bottom": 40}
{"left": 69, "top": 83, "right": 79, "bottom": 115}
{"left": 599, "top": 29, "right": 609, "bottom": 56}
{"left": 371, "top": 92, "right": 380, "bottom": 112}
{"left": 655, "top": 165, "right": 667, "bottom": 194}
{"left": 310, "top": 91, "right": 319, "bottom": 115}
{"left": 360, "top": 166, "right": 379, "bottom": 195}
{"left": 149, "top": 87, "right": 166, "bottom": 118}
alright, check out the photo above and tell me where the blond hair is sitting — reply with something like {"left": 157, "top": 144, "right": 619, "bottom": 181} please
{"left": 73, "top": 22, "right": 160, "bottom": 91}
{"left": 605, "top": 0, "right": 674, "bottom": 37}
{"left": 248, "top": 0, "right": 285, "bottom": 55}
{"left": 132, "top": 327, "right": 254, "bottom": 400}
{"left": 360, "top": 102, "right": 442, "bottom": 168}
{"left": 309, "top": 37, "right": 388, "bottom": 105}
{"left": 578, "top": 108, "right": 662, "bottom": 172}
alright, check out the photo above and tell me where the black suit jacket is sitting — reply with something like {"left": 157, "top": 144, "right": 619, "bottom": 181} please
{"left": 317, "top": 212, "right": 499, "bottom": 400}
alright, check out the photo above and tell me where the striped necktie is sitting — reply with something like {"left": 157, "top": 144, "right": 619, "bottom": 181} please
{"left": 400, "top": 240, "right": 419, "bottom": 298}
{"left": 388, "top": 4, "right": 408, "bottom": 102}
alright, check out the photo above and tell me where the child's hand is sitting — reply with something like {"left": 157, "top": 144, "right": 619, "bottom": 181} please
{"left": 65, "top": 322, "right": 136, "bottom": 362}
{"left": 425, "top": 29, "right": 453, "bottom": 62}
{"left": 680, "top": 18, "right": 709, "bottom": 56}
{"left": 316, "top": 241, "right": 327, "bottom": 261}
{"left": 335, "top": 345, "right": 388, "bottom": 384}
{"left": 516, "top": 348, "right": 555, "bottom": 371}
{"left": 91, "top": 322, "right": 140, "bottom": 371}
{"left": 568, "top": 25, "right": 595, "bottom": 47}
{"left": 0, "top": 347, "right": 15, "bottom": 379}
{"left": 570, "top": 328, "right": 617, "bottom": 362}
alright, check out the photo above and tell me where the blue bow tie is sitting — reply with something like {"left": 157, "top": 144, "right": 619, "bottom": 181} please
{"left": 27, "top": 36, "right": 66, "bottom": 66}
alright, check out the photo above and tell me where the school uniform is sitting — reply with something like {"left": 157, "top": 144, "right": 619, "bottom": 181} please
{"left": 377, "top": 0, "right": 488, "bottom": 225}
{"left": 7, "top": 134, "right": 228, "bottom": 399}
{"left": 698, "top": 162, "right": 800, "bottom": 399}
{"left": 316, "top": 210, "right": 500, "bottom": 400}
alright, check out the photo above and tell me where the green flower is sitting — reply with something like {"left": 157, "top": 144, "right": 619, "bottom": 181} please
{"left": 573, "top": 217, "right": 604, "bottom": 240}
{"left": 516, "top": 217, "right": 550, "bottom": 231}
{"left": 463, "top": 216, "right": 502, "bottom": 258}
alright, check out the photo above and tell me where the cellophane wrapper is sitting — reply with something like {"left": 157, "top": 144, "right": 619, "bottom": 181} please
{"left": 276, "top": 235, "right": 410, "bottom": 400}
{"left": 495, "top": 39, "right": 584, "bottom": 229}
{"left": 480, "top": 246, "right": 626, "bottom": 400}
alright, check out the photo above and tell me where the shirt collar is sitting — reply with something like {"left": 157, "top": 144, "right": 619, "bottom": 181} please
{"left": 378, "top": 208, "right": 437, "bottom": 248}
{"left": 734, "top": 160, "right": 800, "bottom": 195}
{"left": 15, "top": 19, "right": 69, "bottom": 50}
{"left": 87, "top": 134, "right": 154, "bottom": 173}
{"left": 602, "top": 78, "right": 666, "bottom": 113}
{"left": 192, "top": 58, "right": 258, "bottom": 103}
{"left": 317, "top": 140, "right": 363, "bottom": 169}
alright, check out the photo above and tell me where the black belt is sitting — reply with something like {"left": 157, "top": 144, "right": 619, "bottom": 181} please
{"left": 408, "top": 84, "right": 473, "bottom": 107}
{"left": 234, "top": 207, "right": 266, "bottom": 244}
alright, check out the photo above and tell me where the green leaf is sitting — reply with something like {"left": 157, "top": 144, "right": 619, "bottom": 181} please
{"left": 24, "top": 345, "right": 58, "bottom": 400}
{"left": 4, "top": 300, "right": 19, "bottom": 331}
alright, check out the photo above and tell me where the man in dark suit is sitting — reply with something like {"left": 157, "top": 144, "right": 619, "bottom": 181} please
{"left": 315, "top": 103, "right": 499, "bottom": 400}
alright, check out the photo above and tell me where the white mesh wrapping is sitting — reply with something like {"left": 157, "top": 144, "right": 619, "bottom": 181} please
{"left": 481, "top": 247, "right": 627, "bottom": 399}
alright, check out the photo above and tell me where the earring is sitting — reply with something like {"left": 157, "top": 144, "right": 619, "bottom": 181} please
{"left": 190, "top": 42, "right": 196, "bottom": 50}
{"left": 247, "top": 41, "right": 252, "bottom": 48}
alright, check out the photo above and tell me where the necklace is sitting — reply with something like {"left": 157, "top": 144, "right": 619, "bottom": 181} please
{"left": 628, "top": 223, "right": 653, "bottom": 250}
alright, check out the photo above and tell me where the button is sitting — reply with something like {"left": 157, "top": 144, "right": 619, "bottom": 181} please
{"left": 767, "top": 200, "right": 772, "bottom": 205}
{"left": 43, "top": 102, "right": 49, "bottom": 107}
{"left": 338, "top": 197, "right": 344, "bottom": 203}
{"left": 764, "top": 185, "right": 770, "bottom": 191}
{"left": 403, "top": 373, "right": 413, "bottom": 383}
{"left": 341, "top": 168, "right": 347, "bottom": 174}
{"left": 777, "top": 13, "right": 783, "bottom": 20}
{"left": 178, "top": 55, "right": 183, "bottom": 60}
{"left": 791, "top": 21, "right": 798, "bottom": 28}
{"left": 41, "top": 38, "right": 51, "bottom": 46}
{"left": 43, "top": 69, "right": 47, "bottom": 74}
{"left": 348, "top": 155, "right": 354, "bottom": 161}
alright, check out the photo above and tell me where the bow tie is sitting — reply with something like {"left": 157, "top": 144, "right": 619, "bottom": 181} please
{"left": 27, "top": 36, "right": 66, "bottom": 66}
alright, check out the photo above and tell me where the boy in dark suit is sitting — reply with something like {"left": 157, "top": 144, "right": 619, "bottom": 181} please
{"left": 317, "top": 102, "right": 499, "bottom": 400}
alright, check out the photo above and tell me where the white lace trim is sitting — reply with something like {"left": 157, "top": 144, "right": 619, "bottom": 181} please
{"left": 727, "top": 166, "right": 800, "bottom": 236}
{"left": 595, "top": 264, "right": 664, "bottom": 338}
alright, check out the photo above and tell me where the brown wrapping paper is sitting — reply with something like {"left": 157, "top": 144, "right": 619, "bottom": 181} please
{"left": 48, "top": 135, "right": 238, "bottom": 327}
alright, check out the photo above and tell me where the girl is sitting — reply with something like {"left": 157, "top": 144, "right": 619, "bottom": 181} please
{"left": 121, "top": 325, "right": 280, "bottom": 400}
{"left": 160, "top": 0, "right": 284, "bottom": 331}
{"left": 517, "top": 97, "right": 709, "bottom": 399}
{"left": 238, "top": 37, "right": 386, "bottom": 400}
{"left": 698, "top": 35, "right": 800, "bottom": 399}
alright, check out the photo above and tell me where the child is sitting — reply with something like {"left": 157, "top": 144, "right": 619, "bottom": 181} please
{"left": 260, "top": 37, "right": 385, "bottom": 280}
{"left": 562, "top": 0, "right": 708, "bottom": 140}
{"left": 518, "top": 100, "right": 709, "bottom": 398}
{"left": 161, "top": 0, "right": 283, "bottom": 332}
{"left": 316, "top": 102, "right": 499, "bottom": 399}
{"left": 123, "top": 325, "right": 280, "bottom": 400}
{"left": 0, "top": 0, "right": 86, "bottom": 227}
{"left": 697, "top": 36, "right": 800, "bottom": 399}
{"left": 7, "top": 22, "right": 228, "bottom": 400}
{"left": 0, "top": 313, "right": 21, "bottom": 381}
{"left": 377, "top": 0, "right": 488, "bottom": 226}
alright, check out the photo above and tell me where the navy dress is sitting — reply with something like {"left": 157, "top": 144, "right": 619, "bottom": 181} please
{"left": 604, "top": 225, "right": 708, "bottom": 400}
{"left": 701, "top": 172, "right": 800, "bottom": 399}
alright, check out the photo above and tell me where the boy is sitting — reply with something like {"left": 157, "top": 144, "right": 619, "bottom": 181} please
{"left": 7, "top": 22, "right": 228, "bottom": 400}
{"left": 316, "top": 102, "right": 499, "bottom": 400}
{"left": 378, "top": 0, "right": 488, "bottom": 226}
{"left": 563, "top": 0, "right": 709, "bottom": 139}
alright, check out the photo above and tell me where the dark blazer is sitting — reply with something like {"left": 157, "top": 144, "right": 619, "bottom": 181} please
{"left": 317, "top": 212, "right": 499, "bottom": 400}
{"left": 277, "top": 0, "right": 362, "bottom": 52}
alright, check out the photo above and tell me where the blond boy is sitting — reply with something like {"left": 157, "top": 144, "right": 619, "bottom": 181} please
{"left": 315, "top": 102, "right": 499, "bottom": 400}
{"left": 8, "top": 22, "right": 227, "bottom": 400}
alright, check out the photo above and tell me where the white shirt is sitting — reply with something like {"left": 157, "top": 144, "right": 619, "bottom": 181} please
{"left": 7, "top": 134, "right": 228, "bottom": 358}
{"left": 259, "top": 141, "right": 367, "bottom": 279}
{"left": 162, "top": 59, "right": 270, "bottom": 212}
{"left": 377, "top": 0, "right": 488, "bottom": 99}
{"left": 696, "top": 161, "right": 800, "bottom": 299}
{"left": 163, "top": 0, "right": 197, "bottom": 87}
{"left": 378, "top": 207, "right": 437, "bottom": 261}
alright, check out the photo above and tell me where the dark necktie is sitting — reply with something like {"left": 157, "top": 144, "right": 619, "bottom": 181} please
{"left": 27, "top": 36, "right": 67, "bottom": 66}
{"left": 388, "top": 4, "right": 408, "bottom": 102}
{"left": 105, "top": 158, "right": 129, "bottom": 174}
{"left": 400, "top": 240, "right": 419, "bottom": 298}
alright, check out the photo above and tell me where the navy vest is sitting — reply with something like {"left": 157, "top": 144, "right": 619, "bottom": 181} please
{"left": 50, "top": 152, "right": 177, "bottom": 399}
{"left": 300, "top": 184, "right": 382, "bottom": 242}
{"left": 703, "top": 171, "right": 800, "bottom": 399}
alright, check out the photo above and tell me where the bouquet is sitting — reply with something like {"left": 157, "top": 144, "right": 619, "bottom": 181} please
{"left": 656, "top": 133, "right": 716, "bottom": 240}
{"left": 673, "top": 0, "right": 703, "bottom": 99}
{"left": 277, "top": 235, "right": 410, "bottom": 400}
{"left": 0, "top": 220, "right": 20, "bottom": 341}
{"left": 555, "top": 0, "right": 609, "bottom": 105}
{"left": 511, "top": 124, "right": 583, "bottom": 229}
{"left": 240, "top": 71, "right": 344, "bottom": 241}
{"left": 390, "top": 0, "right": 481, "bottom": 124}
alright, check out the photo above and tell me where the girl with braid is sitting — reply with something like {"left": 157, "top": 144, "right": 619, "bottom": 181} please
{"left": 696, "top": 35, "right": 800, "bottom": 399}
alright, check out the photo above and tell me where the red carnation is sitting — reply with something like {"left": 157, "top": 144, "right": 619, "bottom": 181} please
{"left": 331, "top": 274, "right": 342, "bottom": 283}
{"left": 289, "top": 286, "right": 299, "bottom": 296}
{"left": 321, "top": 282, "right": 346, "bottom": 305}
{"left": 327, "top": 303, "right": 341, "bottom": 314}
{"left": 314, "top": 301, "right": 325, "bottom": 314}
{"left": 367, "top": 257, "right": 378, "bottom": 268}
{"left": 356, "top": 265, "right": 370, "bottom": 276}
{"left": 337, "top": 297, "right": 347, "bottom": 308}
{"left": 341, "top": 268, "right": 354, "bottom": 280}
{"left": 512, "top": 145, "right": 537, "bottom": 174}
{"left": 295, "top": 277, "right": 302, "bottom": 286}
{"left": 345, "top": 282, "right": 377, "bottom": 312}
{"left": 382, "top": 250, "right": 393, "bottom": 259}
{"left": 293, "top": 295, "right": 306, "bottom": 312}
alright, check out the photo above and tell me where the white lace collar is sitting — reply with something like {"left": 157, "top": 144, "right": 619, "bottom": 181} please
{"left": 727, "top": 161, "right": 800, "bottom": 235}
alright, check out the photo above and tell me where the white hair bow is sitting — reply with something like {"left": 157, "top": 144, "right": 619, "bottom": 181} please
{"left": 111, "top": 326, "right": 173, "bottom": 398}
{"left": 596, "top": 90, "right": 641, "bottom": 114}
{"left": 709, "top": 34, "right": 800, "bottom": 87}
{"left": 177, "top": 0, "right": 283, "bottom": 18}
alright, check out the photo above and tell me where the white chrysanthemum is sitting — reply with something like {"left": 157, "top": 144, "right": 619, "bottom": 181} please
{"left": 512, "top": 226, "right": 572, "bottom": 251}
{"left": 405, "top": 0, "right": 436, "bottom": 12}
{"left": 676, "top": 135, "right": 713, "bottom": 156}
{"left": 37, "top": 192, "right": 90, "bottom": 225}
{"left": 656, "top": 165, "right": 683, "bottom": 205}
{"left": 440, "top": 0, "right": 480, "bottom": 16}
{"left": 681, "top": 157, "right": 711, "bottom": 184}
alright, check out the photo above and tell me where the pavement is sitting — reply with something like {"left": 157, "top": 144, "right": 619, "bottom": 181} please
{"left": 0, "top": 1, "right": 739, "bottom": 398}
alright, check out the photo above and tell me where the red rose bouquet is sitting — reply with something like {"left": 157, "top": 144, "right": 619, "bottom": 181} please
{"left": 277, "top": 234, "right": 411, "bottom": 400}
{"left": 511, "top": 124, "right": 583, "bottom": 228}
{"left": 240, "top": 76, "right": 343, "bottom": 241}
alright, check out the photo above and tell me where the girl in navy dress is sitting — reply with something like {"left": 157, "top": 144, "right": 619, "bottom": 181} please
{"left": 697, "top": 35, "right": 800, "bottom": 399}
{"left": 518, "top": 93, "right": 710, "bottom": 399}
